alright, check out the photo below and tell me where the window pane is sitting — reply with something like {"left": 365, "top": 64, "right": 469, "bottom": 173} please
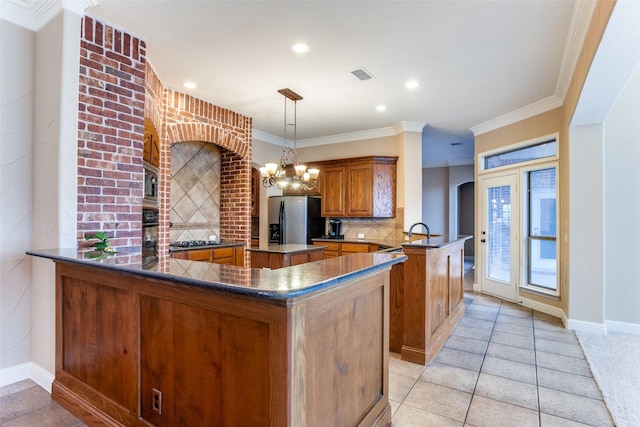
{"left": 488, "top": 185, "right": 511, "bottom": 283}
{"left": 485, "top": 140, "right": 556, "bottom": 169}
{"left": 527, "top": 168, "right": 557, "bottom": 290}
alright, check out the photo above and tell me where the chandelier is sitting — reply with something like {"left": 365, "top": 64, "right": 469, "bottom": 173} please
{"left": 259, "top": 88, "right": 319, "bottom": 190}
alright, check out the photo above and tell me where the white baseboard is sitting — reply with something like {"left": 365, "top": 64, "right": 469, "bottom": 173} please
{"left": 566, "top": 318, "right": 607, "bottom": 334}
{"left": 518, "top": 296, "right": 567, "bottom": 325}
{"left": 605, "top": 319, "right": 640, "bottom": 336}
{"left": 0, "top": 362, "right": 54, "bottom": 392}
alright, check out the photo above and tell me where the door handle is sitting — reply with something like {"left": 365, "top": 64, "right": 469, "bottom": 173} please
{"left": 481, "top": 239, "right": 486, "bottom": 243}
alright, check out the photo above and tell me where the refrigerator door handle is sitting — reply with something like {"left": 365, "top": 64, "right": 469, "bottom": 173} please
{"left": 279, "top": 200, "right": 285, "bottom": 245}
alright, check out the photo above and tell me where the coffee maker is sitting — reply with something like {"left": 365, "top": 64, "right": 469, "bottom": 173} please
{"left": 328, "top": 218, "right": 343, "bottom": 239}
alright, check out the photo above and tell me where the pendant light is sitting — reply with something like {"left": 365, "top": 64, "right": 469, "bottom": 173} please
{"left": 259, "top": 88, "right": 319, "bottom": 190}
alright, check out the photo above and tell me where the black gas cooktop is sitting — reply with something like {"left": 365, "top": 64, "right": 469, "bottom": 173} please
{"left": 170, "top": 240, "right": 220, "bottom": 248}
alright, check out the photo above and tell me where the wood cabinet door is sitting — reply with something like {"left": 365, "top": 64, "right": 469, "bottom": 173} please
{"left": 186, "top": 249, "right": 213, "bottom": 262}
{"left": 320, "top": 167, "right": 346, "bottom": 217}
{"left": 144, "top": 118, "right": 160, "bottom": 167}
{"left": 346, "top": 164, "right": 373, "bottom": 216}
{"left": 251, "top": 168, "right": 260, "bottom": 217}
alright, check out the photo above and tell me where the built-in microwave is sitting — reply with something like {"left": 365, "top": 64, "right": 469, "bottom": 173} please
{"left": 143, "top": 164, "right": 158, "bottom": 204}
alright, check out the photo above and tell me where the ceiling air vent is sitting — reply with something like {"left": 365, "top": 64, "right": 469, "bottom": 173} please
{"left": 350, "top": 67, "right": 374, "bottom": 81}
{"left": 450, "top": 142, "right": 463, "bottom": 146}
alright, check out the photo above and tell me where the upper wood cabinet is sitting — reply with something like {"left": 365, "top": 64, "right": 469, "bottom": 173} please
{"left": 318, "top": 156, "right": 397, "bottom": 218}
{"left": 143, "top": 118, "right": 160, "bottom": 167}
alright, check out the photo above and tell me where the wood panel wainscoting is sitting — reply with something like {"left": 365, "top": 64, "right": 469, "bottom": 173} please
{"left": 47, "top": 255, "right": 398, "bottom": 426}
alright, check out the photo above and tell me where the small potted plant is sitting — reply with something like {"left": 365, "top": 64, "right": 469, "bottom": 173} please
{"left": 85, "top": 232, "right": 117, "bottom": 254}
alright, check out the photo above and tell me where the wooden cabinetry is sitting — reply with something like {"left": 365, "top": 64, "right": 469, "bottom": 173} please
{"left": 143, "top": 118, "right": 160, "bottom": 167}
{"left": 313, "top": 240, "right": 380, "bottom": 259}
{"left": 250, "top": 246, "right": 324, "bottom": 269}
{"left": 318, "top": 156, "right": 397, "bottom": 218}
{"left": 400, "top": 241, "right": 466, "bottom": 364}
{"left": 169, "top": 245, "right": 244, "bottom": 266}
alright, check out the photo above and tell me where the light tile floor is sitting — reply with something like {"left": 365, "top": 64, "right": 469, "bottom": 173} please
{"left": 0, "top": 291, "right": 614, "bottom": 427}
{"left": 389, "top": 291, "right": 615, "bottom": 427}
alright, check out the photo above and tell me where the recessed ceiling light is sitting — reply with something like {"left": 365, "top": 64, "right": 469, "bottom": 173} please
{"left": 291, "top": 43, "right": 309, "bottom": 53}
{"left": 183, "top": 81, "right": 197, "bottom": 89}
{"left": 405, "top": 80, "right": 420, "bottom": 89}
{"left": 376, "top": 105, "right": 387, "bottom": 112}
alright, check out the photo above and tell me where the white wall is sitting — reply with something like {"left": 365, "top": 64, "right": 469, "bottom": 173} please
{"left": 421, "top": 167, "right": 448, "bottom": 234}
{"left": 0, "top": 19, "right": 35, "bottom": 373}
{"left": 568, "top": 124, "right": 605, "bottom": 329}
{"left": 604, "top": 62, "right": 640, "bottom": 327}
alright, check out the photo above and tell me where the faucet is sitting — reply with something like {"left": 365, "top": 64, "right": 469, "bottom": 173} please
{"left": 408, "top": 222, "right": 431, "bottom": 239}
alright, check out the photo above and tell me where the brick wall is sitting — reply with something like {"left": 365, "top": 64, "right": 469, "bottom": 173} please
{"left": 163, "top": 90, "right": 253, "bottom": 267}
{"left": 79, "top": 16, "right": 252, "bottom": 267}
{"left": 77, "top": 17, "right": 146, "bottom": 249}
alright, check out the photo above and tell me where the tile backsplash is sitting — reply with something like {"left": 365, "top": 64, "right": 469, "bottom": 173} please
{"left": 170, "top": 141, "right": 221, "bottom": 242}
{"left": 337, "top": 208, "right": 407, "bottom": 242}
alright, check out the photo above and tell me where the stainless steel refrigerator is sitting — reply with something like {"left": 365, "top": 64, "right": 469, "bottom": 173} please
{"left": 268, "top": 195, "right": 324, "bottom": 245}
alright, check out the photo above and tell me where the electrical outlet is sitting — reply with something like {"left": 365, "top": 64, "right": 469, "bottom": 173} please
{"left": 152, "top": 388, "right": 162, "bottom": 415}
{"left": 358, "top": 233, "right": 365, "bottom": 239}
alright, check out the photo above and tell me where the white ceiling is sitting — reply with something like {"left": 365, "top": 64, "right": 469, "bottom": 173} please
{"left": 5, "top": 0, "right": 590, "bottom": 167}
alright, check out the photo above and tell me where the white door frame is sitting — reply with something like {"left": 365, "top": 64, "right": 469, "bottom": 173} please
{"left": 479, "top": 172, "right": 519, "bottom": 302}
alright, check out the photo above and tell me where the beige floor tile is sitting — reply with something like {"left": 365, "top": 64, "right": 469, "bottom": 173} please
{"left": 389, "top": 399, "right": 401, "bottom": 416}
{"left": 420, "top": 362, "right": 479, "bottom": 393}
{"left": 389, "top": 354, "right": 426, "bottom": 379}
{"left": 499, "top": 305, "right": 533, "bottom": 319}
{"left": 465, "top": 395, "right": 539, "bottom": 427}
{"left": 537, "top": 367, "right": 602, "bottom": 400}
{"left": 452, "top": 324, "right": 492, "bottom": 341}
{"left": 490, "top": 330, "right": 535, "bottom": 350}
{"left": 533, "top": 314, "right": 565, "bottom": 331}
{"left": 539, "top": 413, "right": 593, "bottom": 426}
{"left": 481, "top": 356, "right": 537, "bottom": 385}
{"left": 539, "top": 387, "right": 614, "bottom": 426}
{"left": 458, "top": 316, "right": 495, "bottom": 331}
{"left": 496, "top": 313, "right": 534, "bottom": 328}
{"left": 392, "top": 404, "right": 463, "bottom": 427}
{"left": 434, "top": 347, "right": 485, "bottom": 372}
{"left": 474, "top": 373, "right": 539, "bottom": 410}
{"left": 2, "top": 403, "right": 85, "bottom": 427}
{"left": 470, "top": 294, "right": 502, "bottom": 307}
{"left": 403, "top": 381, "right": 472, "bottom": 422}
{"left": 389, "top": 372, "right": 419, "bottom": 403}
{"left": 444, "top": 335, "right": 490, "bottom": 355}
{"left": 535, "top": 338, "right": 585, "bottom": 359}
{"left": 0, "top": 380, "right": 36, "bottom": 399}
{"left": 0, "top": 386, "right": 54, "bottom": 423}
{"left": 486, "top": 342, "right": 536, "bottom": 365}
{"left": 464, "top": 307, "right": 498, "bottom": 322}
{"left": 466, "top": 303, "right": 499, "bottom": 314}
{"left": 536, "top": 351, "right": 591, "bottom": 377}
{"left": 535, "top": 328, "right": 579, "bottom": 345}
{"left": 492, "top": 322, "right": 534, "bottom": 337}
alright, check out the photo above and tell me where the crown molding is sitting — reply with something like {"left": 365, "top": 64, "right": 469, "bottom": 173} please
{"left": 0, "top": 0, "right": 97, "bottom": 31}
{"left": 471, "top": 0, "right": 596, "bottom": 136}
{"left": 470, "top": 95, "right": 563, "bottom": 136}
{"left": 255, "top": 122, "right": 426, "bottom": 148}
{"left": 555, "top": 0, "right": 597, "bottom": 101}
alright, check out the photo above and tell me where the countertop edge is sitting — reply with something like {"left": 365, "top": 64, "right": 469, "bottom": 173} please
{"left": 27, "top": 249, "right": 407, "bottom": 301}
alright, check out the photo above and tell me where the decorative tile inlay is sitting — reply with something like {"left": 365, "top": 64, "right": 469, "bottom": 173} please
{"left": 170, "top": 142, "right": 221, "bottom": 243}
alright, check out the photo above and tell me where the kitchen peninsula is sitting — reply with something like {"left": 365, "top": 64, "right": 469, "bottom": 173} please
{"left": 26, "top": 248, "right": 405, "bottom": 427}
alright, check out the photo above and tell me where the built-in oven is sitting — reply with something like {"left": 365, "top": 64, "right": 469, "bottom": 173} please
{"left": 143, "top": 163, "right": 158, "bottom": 206}
{"left": 142, "top": 208, "right": 158, "bottom": 269}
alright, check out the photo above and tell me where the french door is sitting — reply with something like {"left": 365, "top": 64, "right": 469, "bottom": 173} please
{"left": 480, "top": 174, "right": 519, "bottom": 301}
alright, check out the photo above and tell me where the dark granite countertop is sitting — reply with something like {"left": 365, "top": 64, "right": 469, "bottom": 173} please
{"left": 312, "top": 234, "right": 471, "bottom": 250}
{"left": 27, "top": 248, "right": 406, "bottom": 300}
{"left": 248, "top": 244, "right": 326, "bottom": 254}
{"left": 169, "top": 242, "right": 244, "bottom": 252}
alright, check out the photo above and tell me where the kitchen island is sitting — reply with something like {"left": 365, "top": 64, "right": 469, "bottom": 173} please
{"left": 314, "top": 235, "right": 471, "bottom": 365}
{"left": 27, "top": 248, "right": 405, "bottom": 427}
{"left": 400, "top": 235, "right": 472, "bottom": 364}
